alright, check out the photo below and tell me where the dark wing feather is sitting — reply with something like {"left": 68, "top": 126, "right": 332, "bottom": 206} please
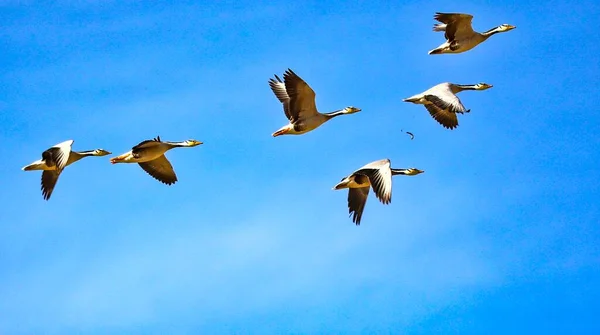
{"left": 138, "top": 155, "right": 178, "bottom": 185}
{"left": 268, "top": 74, "right": 293, "bottom": 121}
{"left": 424, "top": 94, "right": 467, "bottom": 113}
{"left": 348, "top": 187, "right": 370, "bottom": 225}
{"left": 41, "top": 170, "right": 61, "bottom": 200}
{"left": 434, "top": 13, "right": 474, "bottom": 40}
{"left": 42, "top": 146, "right": 71, "bottom": 171}
{"left": 282, "top": 68, "right": 318, "bottom": 120}
{"left": 132, "top": 136, "right": 161, "bottom": 154}
{"left": 356, "top": 170, "right": 392, "bottom": 205}
{"left": 424, "top": 103, "right": 459, "bottom": 130}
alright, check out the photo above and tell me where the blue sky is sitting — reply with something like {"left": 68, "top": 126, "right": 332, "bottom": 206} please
{"left": 1, "top": 0, "right": 599, "bottom": 334}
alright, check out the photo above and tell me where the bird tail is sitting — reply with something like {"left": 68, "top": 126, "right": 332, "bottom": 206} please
{"left": 433, "top": 23, "right": 446, "bottom": 32}
{"left": 403, "top": 97, "right": 420, "bottom": 103}
{"left": 22, "top": 159, "right": 44, "bottom": 171}
{"left": 428, "top": 48, "right": 443, "bottom": 55}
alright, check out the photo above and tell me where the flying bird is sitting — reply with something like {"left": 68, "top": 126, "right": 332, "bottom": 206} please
{"left": 333, "top": 159, "right": 424, "bottom": 225}
{"left": 22, "top": 140, "right": 111, "bottom": 200}
{"left": 403, "top": 82, "right": 493, "bottom": 130}
{"left": 269, "top": 68, "right": 361, "bottom": 137}
{"left": 110, "top": 136, "right": 202, "bottom": 185}
{"left": 429, "top": 12, "right": 516, "bottom": 55}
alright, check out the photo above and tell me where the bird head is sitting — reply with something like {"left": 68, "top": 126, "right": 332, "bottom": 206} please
{"left": 343, "top": 106, "right": 362, "bottom": 114}
{"left": 92, "top": 149, "right": 112, "bottom": 156}
{"left": 474, "top": 83, "right": 493, "bottom": 90}
{"left": 498, "top": 24, "right": 516, "bottom": 32}
{"left": 184, "top": 139, "right": 203, "bottom": 147}
{"left": 405, "top": 168, "right": 425, "bottom": 176}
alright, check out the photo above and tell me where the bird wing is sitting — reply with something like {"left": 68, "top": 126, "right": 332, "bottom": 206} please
{"left": 41, "top": 170, "right": 61, "bottom": 200}
{"left": 132, "top": 136, "right": 162, "bottom": 155}
{"left": 355, "top": 159, "right": 393, "bottom": 205}
{"left": 424, "top": 93, "right": 467, "bottom": 114}
{"left": 347, "top": 187, "right": 370, "bottom": 225}
{"left": 138, "top": 155, "right": 178, "bottom": 185}
{"left": 434, "top": 12, "right": 474, "bottom": 40}
{"left": 42, "top": 139, "right": 73, "bottom": 171}
{"left": 268, "top": 74, "right": 293, "bottom": 121}
{"left": 282, "top": 68, "right": 318, "bottom": 120}
{"left": 423, "top": 103, "right": 459, "bottom": 130}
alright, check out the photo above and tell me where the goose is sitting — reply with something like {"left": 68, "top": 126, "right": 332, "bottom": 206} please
{"left": 429, "top": 12, "right": 516, "bottom": 55}
{"left": 333, "top": 159, "right": 424, "bottom": 225}
{"left": 269, "top": 68, "right": 361, "bottom": 137}
{"left": 110, "top": 136, "right": 202, "bottom": 185}
{"left": 403, "top": 82, "right": 493, "bottom": 130}
{"left": 22, "top": 140, "right": 111, "bottom": 200}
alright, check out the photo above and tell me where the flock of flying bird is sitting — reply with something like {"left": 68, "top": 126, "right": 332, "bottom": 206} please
{"left": 21, "top": 13, "right": 516, "bottom": 225}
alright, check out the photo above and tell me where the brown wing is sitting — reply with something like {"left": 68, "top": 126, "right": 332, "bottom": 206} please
{"left": 132, "top": 136, "right": 161, "bottom": 152}
{"left": 282, "top": 68, "right": 318, "bottom": 121}
{"left": 348, "top": 187, "right": 370, "bottom": 225}
{"left": 434, "top": 12, "right": 474, "bottom": 40}
{"left": 424, "top": 103, "right": 459, "bottom": 130}
{"left": 138, "top": 155, "right": 178, "bottom": 185}
{"left": 268, "top": 74, "right": 293, "bottom": 121}
{"left": 41, "top": 170, "right": 61, "bottom": 200}
{"left": 424, "top": 94, "right": 468, "bottom": 114}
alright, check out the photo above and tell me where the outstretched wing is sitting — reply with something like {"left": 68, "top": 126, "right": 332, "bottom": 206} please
{"left": 355, "top": 159, "right": 393, "bottom": 205}
{"left": 138, "top": 155, "right": 178, "bottom": 185}
{"left": 434, "top": 12, "right": 475, "bottom": 40}
{"left": 283, "top": 68, "right": 318, "bottom": 121}
{"left": 42, "top": 139, "right": 73, "bottom": 171}
{"left": 41, "top": 170, "right": 61, "bottom": 200}
{"left": 424, "top": 94, "right": 467, "bottom": 114}
{"left": 347, "top": 187, "right": 370, "bottom": 225}
{"left": 423, "top": 103, "right": 459, "bottom": 130}
{"left": 268, "top": 74, "right": 293, "bottom": 121}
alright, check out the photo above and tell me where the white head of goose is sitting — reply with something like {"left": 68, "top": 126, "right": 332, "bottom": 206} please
{"left": 22, "top": 140, "right": 111, "bottom": 200}
{"left": 110, "top": 136, "right": 202, "bottom": 185}
{"left": 429, "top": 12, "right": 516, "bottom": 55}
{"left": 333, "top": 159, "right": 424, "bottom": 225}
{"left": 403, "top": 82, "right": 493, "bottom": 130}
{"left": 268, "top": 68, "right": 361, "bottom": 137}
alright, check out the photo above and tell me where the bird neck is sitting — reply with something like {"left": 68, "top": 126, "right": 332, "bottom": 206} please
{"left": 323, "top": 109, "right": 347, "bottom": 119}
{"left": 75, "top": 150, "right": 97, "bottom": 157}
{"left": 481, "top": 26, "right": 502, "bottom": 38}
{"left": 454, "top": 84, "right": 479, "bottom": 91}
{"left": 391, "top": 168, "right": 411, "bottom": 176}
{"left": 165, "top": 141, "right": 189, "bottom": 148}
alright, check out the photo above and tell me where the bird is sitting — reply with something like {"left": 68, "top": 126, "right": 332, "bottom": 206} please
{"left": 110, "top": 136, "right": 202, "bottom": 185}
{"left": 403, "top": 82, "right": 493, "bottom": 130}
{"left": 268, "top": 68, "right": 361, "bottom": 137}
{"left": 333, "top": 159, "right": 424, "bottom": 225}
{"left": 428, "top": 12, "right": 516, "bottom": 55}
{"left": 22, "top": 140, "right": 111, "bottom": 200}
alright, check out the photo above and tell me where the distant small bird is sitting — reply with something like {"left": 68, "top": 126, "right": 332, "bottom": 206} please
{"left": 269, "top": 68, "right": 361, "bottom": 137}
{"left": 429, "top": 12, "right": 516, "bottom": 55}
{"left": 333, "top": 159, "right": 424, "bottom": 225}
{"left": 403, "top": 82, "right": 493, "bottom": 130}
{"left": 110, "top": 136, "right": 202, "bottom": 185}
{"left": 22, "top": 140, "right": 111, "bottom": 200}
